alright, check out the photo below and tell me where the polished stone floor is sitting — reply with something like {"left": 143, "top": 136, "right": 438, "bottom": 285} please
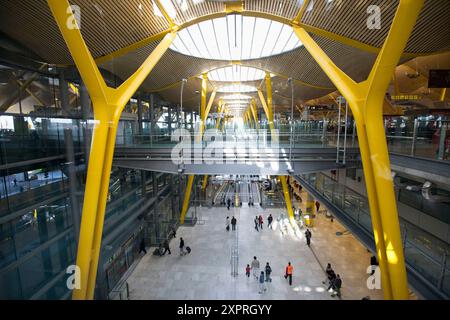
{"left": 127, "top": 188, "right": 388, "bottom": 300}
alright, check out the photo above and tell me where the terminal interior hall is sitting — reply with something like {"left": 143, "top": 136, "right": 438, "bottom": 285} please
{"left": 0, "top": 0, "right": 450, "bottom": 300}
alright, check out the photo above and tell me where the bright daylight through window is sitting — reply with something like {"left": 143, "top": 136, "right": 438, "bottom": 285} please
{"left": 170, "top": 15, "right": 303, "bottom": 61}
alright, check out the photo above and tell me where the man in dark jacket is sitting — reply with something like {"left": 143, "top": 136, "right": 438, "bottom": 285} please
{"left": 231, "top": 216, "right": 237, "bottom": 231}
{"left": 329, "top": 274, "right": 342, "bottom": 298}
{"left": 162, "top": 239, "right": 171, "bottom": 255}
{"left": 179, "top": 237, "right": 185, "bottom": 256}
{"left": 305, "top": 229, "right": 312, "bottom": 246}
{"left": 139, "top": 238, "right": 147, "bottom": 255}
{"left": 265, "top": 262, "right": 272, "bottom": 282}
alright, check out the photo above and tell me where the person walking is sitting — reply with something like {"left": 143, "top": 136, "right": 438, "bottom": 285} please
{"left": 258, "top": 215, "right": 263, "bottom": 230}
{"left": 226, "top": 216, "right": 230, "bottom": 232}
{"left": 258, "top": 271, "right": 267, "bottom": 294}
{"left": 172, "top": 225, "right": 177, "bottom": 238}
{"left": 245, "top": 264, "right": 251, "bottom": 278}
{"left": 254, "top": 216, "right": 259, "bottom": 232}
{"left": 305, "top": 229, "right": 312, "bottom": 246}
{"left": 315, "top": 200, "right": 321, "bottom": 213}
{"left": 323, "top": 263, "right": 335, "bottom": 285}
{"left": 251, "top": 256, "right": 260, "bottom": 280}
{"left": 227, "top": 198, "right": 231, "bottom": 210}
{"left": 284, "top": 262, "right": 293, "bottom": 286}
{"left": 231, "top": 216, "right": 237, "bottom": 231}
{"left": 328, "top": 274, "right": 342, "bottom": 298}
{"left": 267, "top": 214, "right": 273, "bottom": 229}
{"left": 265, "top": 262, "right": 272, "bottom": 282}
{"left": 162, "top": 239, "right": 171, "bottom": 255}
{"left": 179, "top": 237, "right": 185, "bottom": 256}
{"left": 138, "top": 238, "right": 147, "bottom": 255}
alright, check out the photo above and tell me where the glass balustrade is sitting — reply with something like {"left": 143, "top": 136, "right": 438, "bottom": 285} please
{"left": 301, "top": 172, "right": 450, "bottom": 296}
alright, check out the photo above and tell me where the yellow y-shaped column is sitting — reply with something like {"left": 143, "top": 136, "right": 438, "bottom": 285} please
{"left": 250, "top": 99, "right": 260, "bottom": 129}
{"left": 293, "top": 0, "right": 424, "bottom": 299}
{"left": 47, "top": 0, "right": 176, "bottom": 299}
{"left": 258, "top": 72, "right": 295, "bottom": 223}
{"left": 201, "top": 89, "right": 217, "bottom": 191}
{"left": 181, "top": 74, "right": 209, "bottom": 223}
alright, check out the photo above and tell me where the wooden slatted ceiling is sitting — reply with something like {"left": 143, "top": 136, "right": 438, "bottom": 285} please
{"left": 0, "top": 0, "right": 170, "bottom": 64}
{"left": 301, "top": 0, "right": 398, "bottom": 49}
{"left": 244, "top": 0, "right": 301, "bottom": 20}
{"left": 155, "top": 74, "right": 333, "bottom": 111}
{"left": 0, "top": 0, "right": 70, "bottom": 64}
{"left": 301, "top": 0, "right": 450, "bottom": 54}
{"left": 72, "top": 0, "right": 169, "bottom": 58}
{"left": 405, "top": 0, "right": 450, "bottom": 53}
{"left": 100, "top": 28, "right": 378, "bottom": 95}
{"left": 171, "top": 0, "right": 225, "bottom": 25}
{"left": 0, "top": 0, "right": 449, "bottom": 67}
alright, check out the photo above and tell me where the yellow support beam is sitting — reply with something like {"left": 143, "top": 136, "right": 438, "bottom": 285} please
{"left": 441, "top": 88, "right": 447, "bottom": 101}
{"left": 201, "top": 86, "right": 216, "bottom": 191}
{"left": 204, "top": 89, "right": 217, "bottom": 124}
{"left": 95, "top": 29, "right": 171, "bottom": 65}
{"left": 292, "top": 0, "right": 310, "bottom": 24}
{"left": 215, "top": 100, "right": 224, "bottom": 129}
{"left": 153, "top": 0, "right": 176, "bottom": 27}
{"left": 181, "top": 73, "right": 209, "bottom": 221}
{"left": 293, "top": 0, "right": 424, "bottom": 300}
{"left": 47, "top": 0, "right": 176, "bottom": 300}
{"left": 250, "top": 99, "right": 259, "bottom": 129}
{"left": 257, "top": 90, "right": 270, "bottom": 127}
{"left": 259, "top": 73, "right": 295, "bottom": 223}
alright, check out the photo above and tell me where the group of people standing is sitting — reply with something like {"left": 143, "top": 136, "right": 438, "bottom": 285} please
{"left": 254, "top": 214, "right": 273, "bottom": 231}
{"left": 245, "top": 257, "right": 296, "bottom": 294}
{"left": 225, "top": 216, "right": 238, "bottom": 231}
{"left": 323, "top": 263, "right": 342, "bottom": 298}
{"left": 246, "top": 257, "right": 273, "bottom": 294}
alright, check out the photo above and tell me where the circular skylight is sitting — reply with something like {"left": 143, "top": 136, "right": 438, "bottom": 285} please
{"left": 217, "top": 84, "right": 257, "bottom": 93}
{"left": 170, "top": 15, "right": 302, "bottom": 60}
{"left": 222, "top": 94, "right": 252, "bottom": 100}
{"left": 208, "top": 65, "right": 265, "bottom": 82}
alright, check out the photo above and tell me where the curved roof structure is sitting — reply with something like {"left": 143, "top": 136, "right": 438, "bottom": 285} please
{"left": 0, "top": 0, "right": 449, "bottom": 110}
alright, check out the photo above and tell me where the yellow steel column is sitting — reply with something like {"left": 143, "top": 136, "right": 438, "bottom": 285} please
{"left": 250, "top": 99, "right": 259, "bottom": 129}
{"left": 215, "top": 101, "right": 224, "bottom": 129}
{"left": 293, "top": 0, "right": 424, "bottom": 299}
{"left": 363, "top": 0, "right": 424, "bottom": 299}
{"left": 440, "top": 88, "right": 447, "bottom": 102}
{"left": 261, "top": 72, "right": 295, "bottom": 221}
{"left": 293, "top": 26, "right": 393, "bottom": 299}
{"left": 48, "top": 0, "right": 176, "bottom": 300}
{"left": 264, "top": 72, "right": 274, "bottom": 130}
{"left": 180, "top": 175, "right": 195, "bottom": 224}
{"left": 201, "top": 89, "right": 216, "bottom": 191}
{"left": 181, "top": 74, "right": 209, "bottom": 223}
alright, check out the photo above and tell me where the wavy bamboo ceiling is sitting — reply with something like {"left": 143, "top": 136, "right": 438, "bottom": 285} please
{"left": 0, "top": 0, "right": 449, "bottom": 111}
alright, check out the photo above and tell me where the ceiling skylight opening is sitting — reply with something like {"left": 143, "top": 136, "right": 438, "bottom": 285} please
{"left": 222, "top": 94, "right": 252, "bottom": 100}
{"left": 170, "top": 15, "right": 303, "bottom": 60}
{"left": 208, "top": 65, "right": 266, "bottom": 82}
{"left": 217, "top": 84, "right": 257, "bottom": 93}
